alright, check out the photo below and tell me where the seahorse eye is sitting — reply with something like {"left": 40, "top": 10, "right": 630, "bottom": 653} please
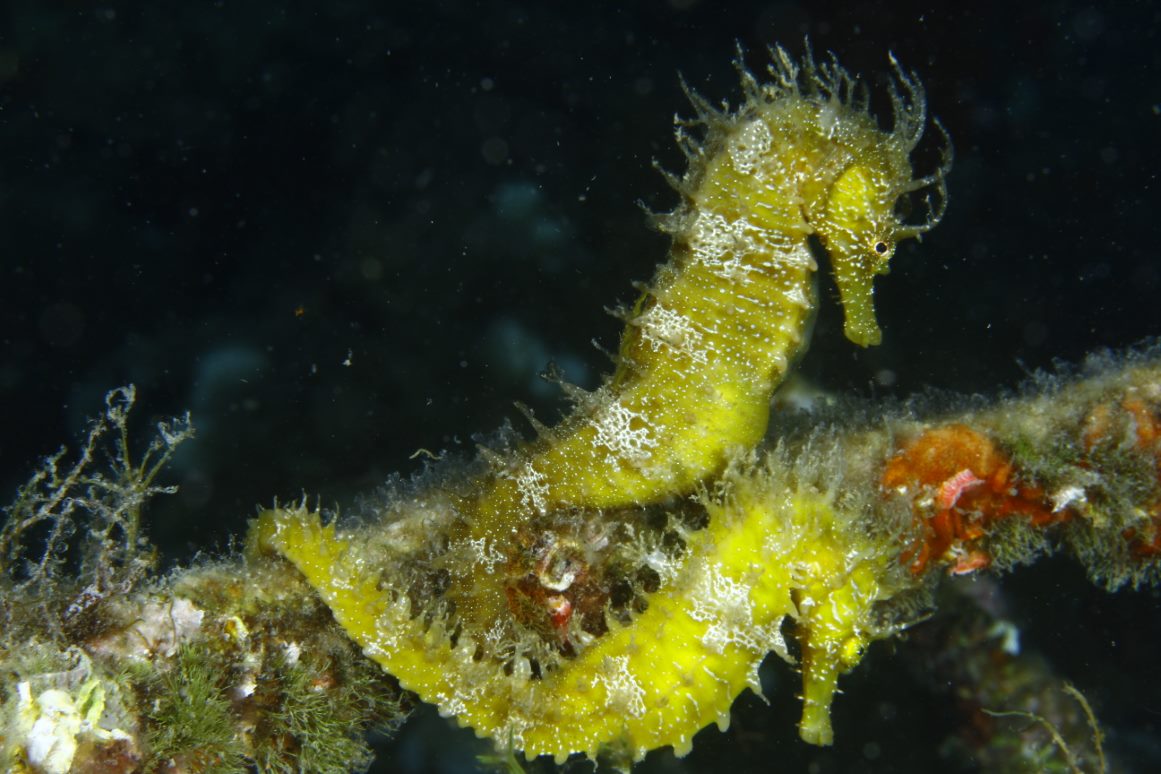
{"left": 874, "top": 241, "right": 889, "bottom": 255}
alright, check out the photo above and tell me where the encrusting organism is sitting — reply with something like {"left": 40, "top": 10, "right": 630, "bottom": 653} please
{"left": 2, "top": 43, "right": 1159, "bottom": 773}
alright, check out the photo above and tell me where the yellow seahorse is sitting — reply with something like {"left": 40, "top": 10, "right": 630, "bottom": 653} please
{"left": 253, "top": 44, "right": 950, "bottom": 764}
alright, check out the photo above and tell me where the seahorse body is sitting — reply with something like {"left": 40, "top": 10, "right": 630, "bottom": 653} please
{"left": 255, "top": 46, "right": 949, "bottom": 764}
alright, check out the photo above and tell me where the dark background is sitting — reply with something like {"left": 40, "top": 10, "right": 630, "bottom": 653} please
{"left": 1, "top": 1, "right": 1159, "bottom": 771}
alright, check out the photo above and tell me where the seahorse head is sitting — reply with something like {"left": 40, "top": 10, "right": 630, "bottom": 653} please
{"left": 815, "top": 57, "right": 952, "bottom": 348}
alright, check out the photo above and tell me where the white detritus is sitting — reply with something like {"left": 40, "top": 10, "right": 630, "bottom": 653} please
{"left": 590, "top": 401, "right": 660, "bottom": 465}
{"left": 1051, "top": 484, "right": 1087, "bottom": 513}
{"left": 595, "top": 655, "right": 646, "bottom": 719}
{"left": 689, "top": 562, "right": 780, "bottom": 656}
{"left": 688, "top": 211, "right": 759, "bottom": 267}
{"left": 510, "top": 461, "right": 549, "bottom": 515}
{"left": 728, "top": 118, "right": 773, "bottom": 175}
{"left": 636, "top": 303, "right": 708, "bottom": 363}
{"left": 466, "top": 536, "right": 505, "bottom": 573}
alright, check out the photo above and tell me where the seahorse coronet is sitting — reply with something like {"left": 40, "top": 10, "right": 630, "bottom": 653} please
{"left": 253, "top": 43, "right": 949, "bottom": 765}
